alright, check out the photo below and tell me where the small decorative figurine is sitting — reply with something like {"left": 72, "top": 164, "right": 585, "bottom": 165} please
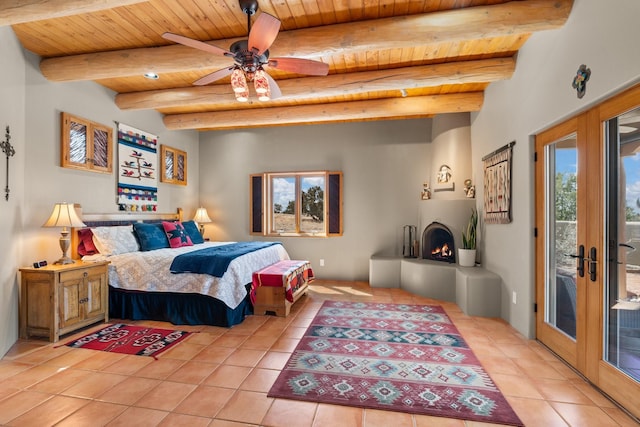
{"left": 421, "top": 182, "right": 431, "bottom": 200}
{"left": 463, "top": 178, "right": 475, "bottom": 198}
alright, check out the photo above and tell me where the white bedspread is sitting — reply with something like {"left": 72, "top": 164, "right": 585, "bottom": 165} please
{"left": 84, "top": 242, "right": 289, "bottom": 309}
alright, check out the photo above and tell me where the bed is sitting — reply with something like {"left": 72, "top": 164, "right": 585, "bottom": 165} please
{"left": 71, "top": 207, "right": 290, "bottom": 327}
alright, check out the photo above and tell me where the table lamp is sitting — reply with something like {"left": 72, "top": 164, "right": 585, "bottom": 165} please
{"left": 193, "top": 207, "right": 212, "bottom": 236}
{"left": 42, "top": 202, "right": 86, "bottom": 264}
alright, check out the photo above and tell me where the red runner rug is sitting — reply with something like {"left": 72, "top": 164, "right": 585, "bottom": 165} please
{"left": 63, "top": 323, "right": 191, "bottom": 358}
{"left": 268, "top": 301, "right": 523, "bottom": 426}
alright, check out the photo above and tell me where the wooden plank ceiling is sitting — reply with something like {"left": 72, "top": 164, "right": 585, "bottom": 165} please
{"left": 6, "top": 0, "right": 574, "bottom": 131}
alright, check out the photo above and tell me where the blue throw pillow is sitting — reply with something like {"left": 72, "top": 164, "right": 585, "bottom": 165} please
{"left": 133, "top": 222, "right": 169, "bottom": 251}
{"left": 182, "top": 220, "right": 204, "bottom": 244}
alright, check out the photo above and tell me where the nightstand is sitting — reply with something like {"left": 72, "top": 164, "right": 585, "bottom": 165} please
{"left": 19, "top": 260, "right": 110, "bottom": 342}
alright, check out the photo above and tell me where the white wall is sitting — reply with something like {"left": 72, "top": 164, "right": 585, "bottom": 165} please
{"left": 199, "top": 119, "right": 432, "bottom": 280}
{"left": 22, "top": 51, "right": 201, "bottom": 265}
{"left": 471, "top": 0, "right": 640, "bottom": 337}
{"left": 0, "top": 48, "right": 201, "bottom": 357}
{"left": 0, "top": 27, "right": 27, "bottom": 357}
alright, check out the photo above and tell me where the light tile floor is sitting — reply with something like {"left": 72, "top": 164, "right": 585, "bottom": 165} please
{"left": 1, "top": 281, "right": 639, "bottom": 426}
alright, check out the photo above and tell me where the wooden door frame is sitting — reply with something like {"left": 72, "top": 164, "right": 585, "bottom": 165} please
{"left": 536, "top": 83, "right": 640, "bottom": 420}
{"left": 535, "top": 116, "right": 582, "bottom": 369}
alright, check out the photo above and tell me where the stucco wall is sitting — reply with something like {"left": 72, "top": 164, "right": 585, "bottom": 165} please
{"left": 0, "top": 27, "right": 27, "bottom": 357}
{"left": 471, "top": 0, "right": 640, "bottom": 337}
{"left": 198, "top": 119, "right": 432, "bottom": 281}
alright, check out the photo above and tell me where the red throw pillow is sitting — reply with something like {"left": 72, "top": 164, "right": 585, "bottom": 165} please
{"left": 162, "top": 221, "right": 193, "bottom": 248}
{"left": 78, "top": 228, "right": 99, "bottom": 256}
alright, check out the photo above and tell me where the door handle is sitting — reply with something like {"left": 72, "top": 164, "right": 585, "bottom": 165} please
{"left": 587, "top": 247, "right": 597, "bottom": 282}
{"left": 565, "top": 245, "right": 585, "bottom": 278}
{"left": 620, "top": 243, "right": 635, "bottom": 251}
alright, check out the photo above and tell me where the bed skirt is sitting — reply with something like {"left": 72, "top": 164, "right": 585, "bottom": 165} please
{"left": 108, "top": 285, "right": 253, "bottom": 327}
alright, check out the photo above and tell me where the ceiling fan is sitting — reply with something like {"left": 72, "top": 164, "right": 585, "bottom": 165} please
{"left": 161, "top": 0, "right": 329, "bottom": 102}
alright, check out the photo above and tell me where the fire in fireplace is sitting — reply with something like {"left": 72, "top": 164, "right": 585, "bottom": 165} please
{"left": 422, "top": 222, "right": 456, "bottom": 263}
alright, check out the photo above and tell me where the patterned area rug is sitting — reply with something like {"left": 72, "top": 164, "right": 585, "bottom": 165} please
{"left": 268, "top": 301, "right": 523, "bottom": 426}
{"left": 63, "top": 323, "right": 191, "bottom": 358}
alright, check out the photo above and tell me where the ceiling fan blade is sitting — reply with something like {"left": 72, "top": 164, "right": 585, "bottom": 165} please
{"left": 265, "top": 73, "right": 282, "bottom": 99}
{"left": 193, "top": 67, "right": 234, "bottom": 86}
{"left": 162, "top": 32, "right": 232, "bottom": 56}
{"left": 268, "top": 57, "right": 329, "bottom": 76}
{"left": 248, "top": 13, "right": 281, "bottom": 56}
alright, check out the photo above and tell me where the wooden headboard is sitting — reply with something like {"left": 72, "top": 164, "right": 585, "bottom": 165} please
{"left": 71, "top": 205, "right": 183, "bottom": 259}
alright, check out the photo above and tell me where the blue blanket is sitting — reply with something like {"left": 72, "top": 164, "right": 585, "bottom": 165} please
{"left": 170, "top": 241, "right": 282, "bottom": 277}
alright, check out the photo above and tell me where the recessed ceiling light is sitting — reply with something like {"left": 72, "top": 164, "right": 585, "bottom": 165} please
{"left": 144, "top": 72, "right": 159, "bottom": 80}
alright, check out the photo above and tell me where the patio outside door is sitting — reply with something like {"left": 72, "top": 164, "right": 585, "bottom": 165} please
{"left": 535, "top": 84, "right": 640, "bottom": 418}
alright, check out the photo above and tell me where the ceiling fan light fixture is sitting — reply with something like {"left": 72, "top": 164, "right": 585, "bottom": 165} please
{"left": 235, "top": 90, "right": 249, "bottom": 102}
{"left": 258, "top": 88, "right": 271, "bottom": 102}
{"left": 254, "top": 69, "right": 269, "bottom": 94}
{"left": 230, "top": 68, "right": 248, "bottom": 93}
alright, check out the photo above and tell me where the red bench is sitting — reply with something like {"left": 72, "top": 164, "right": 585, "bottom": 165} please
{"left": 251, "top": 260, "right": 314, "bottom": 317}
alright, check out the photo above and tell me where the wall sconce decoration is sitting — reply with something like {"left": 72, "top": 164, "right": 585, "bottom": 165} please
{"left": 434, "top": 164, "right": 455, "bottom": 192}
{"left": 572, "top": 64, "right": 591, "bottom": 99}
{"left": 0, "top": 126, "right": 14, "bottom": 201}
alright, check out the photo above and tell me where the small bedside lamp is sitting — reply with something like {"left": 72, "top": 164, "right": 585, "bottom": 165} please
{"left": 193, "top": 207, "right": 212, "bottom": 236}
{"left": 42, "top": 202, "right": 86, "bottom": 265}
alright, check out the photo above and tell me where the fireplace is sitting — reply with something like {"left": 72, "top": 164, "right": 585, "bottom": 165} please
{"left": 422, "top": 222, "right": 456, "bottom": 263}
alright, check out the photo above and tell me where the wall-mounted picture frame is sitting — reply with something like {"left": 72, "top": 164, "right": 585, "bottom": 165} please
{"left": 483, "top": 141, "right": 515, "bottom": 224}
{"left": 160, "top": 144, "right": 187, "bottom": 186}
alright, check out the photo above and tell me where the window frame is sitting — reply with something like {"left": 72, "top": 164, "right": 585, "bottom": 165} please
{"left": 61, "top": 112, "right": 113, "bottom": 174}
{"left": 160, "top": 144, "right": 188, "bottom": 186}
{"left": 250, "top": 170, "right": 343, "bottom": 237}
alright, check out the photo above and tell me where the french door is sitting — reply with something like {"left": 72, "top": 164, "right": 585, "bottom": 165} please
{"left": 536, "top": 84, "right": 640, "bottom": 418}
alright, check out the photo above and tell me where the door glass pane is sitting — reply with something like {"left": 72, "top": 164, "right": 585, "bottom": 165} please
{"left": 545, "top": 134, "right": 578, "bottom": 339}
{"left": 605, "top": 107, "right": 640, "bottom": 381}
{"left": 300, "top": 175, "right": 325, "bottom": 234}
{"left": 272, "top": 176, "right": 296, "bottom": 233}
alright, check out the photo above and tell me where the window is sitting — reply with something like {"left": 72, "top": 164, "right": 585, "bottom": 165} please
{"left": 160, "top": 145, "right": 187, "bottom": 185}
{"left": 61, "top": 112, "right": 113, "bottom": 174}
{"left": 251, "top": 171, "right": 342, "bottom": 237}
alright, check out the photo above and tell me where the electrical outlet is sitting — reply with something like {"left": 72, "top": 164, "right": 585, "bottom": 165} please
{"left": 512, "top": 291, "right": 517, "bottom": 304}
{"left": 319, "top": 259, "right": 325, "bottom": 267}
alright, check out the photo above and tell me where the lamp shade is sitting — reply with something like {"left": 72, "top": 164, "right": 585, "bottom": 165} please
{"left": 193, "top": 207, "right": 212, "bottom": 224}
{"left": 230, "top": 68, "right": 248, "bottom": 93}
{"left": 43, "top": 203, "right": 86, "bottom": 228}
{"left": 42, "top": 203, "right": 85, "bottom": 265}
{"left": 254, "top": 69, "right": 270, "bottom": 94}
{"left": 234, "top": 90, "right": 249, "bottom": 102}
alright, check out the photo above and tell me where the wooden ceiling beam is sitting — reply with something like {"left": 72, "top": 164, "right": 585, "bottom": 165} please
{"left": 0, "top": 0, "right": 147, "bottom": 26}
{"left": 39, "top": 0, "right": 572, "bottom": 82}
{"left": 162, "top": 92, "right": 484, "bottom": 131}
{"left": 116, "top": 57, "right": 514, "bottom": 111}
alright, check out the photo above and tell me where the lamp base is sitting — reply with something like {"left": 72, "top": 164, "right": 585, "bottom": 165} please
{"left": 199, "top": 224, "right": 205, "bottom": 236}
{"left": 54, "top": 256, "right": 76, "bottom": 265}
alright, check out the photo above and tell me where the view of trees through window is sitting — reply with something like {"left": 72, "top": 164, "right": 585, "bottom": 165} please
{"left": 271, "top": 174, "right": 325, "bottom": 234}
